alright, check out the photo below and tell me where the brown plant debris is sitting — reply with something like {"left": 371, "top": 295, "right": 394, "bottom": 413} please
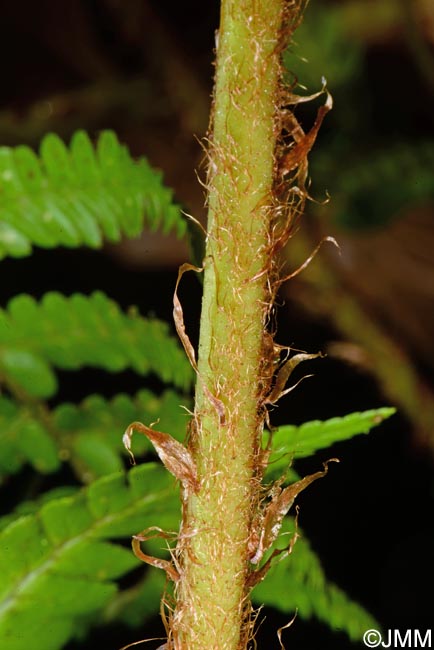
{"left": 246, "top": 509, "right": 300, "bottom": 589}
{"left": 249, "top": 459, "right": 339, "bottom": 565}
{"left": 264, "top": 351, "right": 322, "bottom": 406}
{"left": 132, "top": 526, "right": 180, "bottom": 583}
{"left": 118, "top": 635, "right": 170, "bottom": 650}
{"left": 173, "top": 262, "right": 226, "bottom": 424}
{"left": 277, "top": 611, "right": 298, "bottom": 650}
{"left": 123, "top": 421, "right": 199, "bottom": 494}
{"left": 278, "top": 87, "right": 333, "bottom": 191}
{"left": 278, "top": 235, "right": 339, "bottom": 286}
{"left": 173, "top": 263, "right": 202, "bottom": 373}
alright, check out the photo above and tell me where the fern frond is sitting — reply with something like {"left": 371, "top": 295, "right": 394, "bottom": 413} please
{"left": 0, "top": 389, "right": 189, "bottom": 482}
{"left": 0, "top": 467, "right": 378, "bottom": 646}
{"left": 252, "top": 517, "right": 378, "bottom": 641}
{"left": 334, "top": 140, "right": 434, "bottom": 229}
{"left": 57, "top": 388, "right": 189, "bottom": 480}
{"left": 0, "top": 130, "right": 185, "bottom": 259}
{"left": 268, "top": 407, "right": 395, "bottom": 476}
{"left": 0, "top": 395, "right": 60, "bottom": 478}
{"left": 0, "top": 485, "right": 79, "bottom": 533}
{"left": 0, "top": 463, "right": 180, "bottom": 650}
{"left": 0, "top": 291, "right": 193, "bottom": 397}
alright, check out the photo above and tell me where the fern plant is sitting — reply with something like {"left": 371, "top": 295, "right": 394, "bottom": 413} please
{"left": 0, "top": 3, "right": 395, "bottom": 649}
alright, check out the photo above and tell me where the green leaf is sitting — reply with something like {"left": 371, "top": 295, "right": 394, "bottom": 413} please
{"left": 268, "top": 407, "right": 395, "bottom": 474}
{"left": 0, "top": 348, "right": 56, "bottom": 398}
{"left": 15, "top": 420, "right": 60, "bottom": 473}
{"left": 0, "top": 292, "right": 193, "bottom": 397}
{"left": 252, "top": 518, "right": 378, "bottom": 641}
{"left": 0, "top": 389, "right": 189, "bottom": 482}
{"left": 0, "top": 396, "right": 61, "bottom": 478}
{"left": 73, "top": 434, "right": 124, "bottom": 479}
{"left": 0, "top": 130, "right": 186, "bottom": 259}
{"left": 0, "top": 463, "right": 180, "bottom": 650}
{"left": 56, "top": 388, "right": 190, "bottom": 479}
{"left": 0, "top": 486, "right": 79, "bottom": 533}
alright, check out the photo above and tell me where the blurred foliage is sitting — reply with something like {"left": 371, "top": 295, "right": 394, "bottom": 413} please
{"left": 286, "top": 1, "right": 434, "bottom": 231}
{"left": 314, "top": 140, "right": 434, "bottom": 230}
{"left": 281, "top": 0, "right": 434, "bottom": 452}
{"left": 284, "top": 4, "right": 363, "bottom": 90}
{"left": 0, "top": 130, "right": 185, "bottom": 259}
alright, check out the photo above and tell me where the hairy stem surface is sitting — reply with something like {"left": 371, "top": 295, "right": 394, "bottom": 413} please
{"left": 172, "top": 1, "right": 287, "bottom": 648}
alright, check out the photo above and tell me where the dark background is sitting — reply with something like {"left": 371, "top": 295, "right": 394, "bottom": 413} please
{"left": 0, "top": 1, "right": 433, "bottom": 648}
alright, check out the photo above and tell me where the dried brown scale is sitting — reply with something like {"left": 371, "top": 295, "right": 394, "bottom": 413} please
{"left": 249, "top": 459, "right": 339, "bottom": 566}
{"left": 263, "top": 351, "right": 322, "bottom": 405}
{"left": 119, "top": 639, "right": 167, "bottom": 650}
{"left": 123, "top": 421, "right": 199, "bottom": 495}
{"left": 132, "top": 528, "right": 180, "bottom": 584}
{"left": 277, "top": 612, "right": 298, "bottom": 650}
{"left": 173, "top": 263, "right": 227, "bottom": 424}
{"left": 246, "top": 526, "right": 300, "bottom": 589}
{"left": 277, "top": 91, "right": 333, "bottom": 189}
{"left": 276, "top": 235, "right": 339, "bottom": 286}
{"left": 173, "top": 263, "right": 202, "bottom": 373}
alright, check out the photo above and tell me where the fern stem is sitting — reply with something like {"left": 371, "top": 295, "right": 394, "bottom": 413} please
{"left": 172, "top": 1, "right": 287, "bottom": 647}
